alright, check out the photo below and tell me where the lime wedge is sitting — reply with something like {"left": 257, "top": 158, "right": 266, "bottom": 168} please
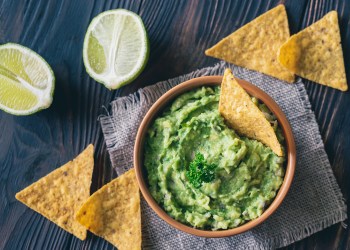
{"left": 0, "top": 43, "right": 55, "bottom": 116}
{"left": 83, "top": 9, "right": 149, "bottom": 90}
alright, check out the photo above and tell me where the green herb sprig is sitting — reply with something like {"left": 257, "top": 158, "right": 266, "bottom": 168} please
{"left": 186, "top": 153, "right": 217, "bottom": 188}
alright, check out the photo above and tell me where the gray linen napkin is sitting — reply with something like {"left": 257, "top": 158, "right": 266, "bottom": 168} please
{"left": 99, "top": 62, "right": 347, "bottom": 249}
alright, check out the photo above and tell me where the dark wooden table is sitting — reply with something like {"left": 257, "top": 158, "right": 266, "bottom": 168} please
{"left": 1, "top": 0, "right": 349, "bottom": 249}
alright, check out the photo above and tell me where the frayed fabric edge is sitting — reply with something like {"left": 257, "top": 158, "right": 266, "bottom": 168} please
{"left": 263, "top": 210, "right": 347, "bottom": 249}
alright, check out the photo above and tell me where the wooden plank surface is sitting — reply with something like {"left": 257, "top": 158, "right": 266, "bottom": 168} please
{"left": 0, "top": 0, "right": 349, "bottom": 249}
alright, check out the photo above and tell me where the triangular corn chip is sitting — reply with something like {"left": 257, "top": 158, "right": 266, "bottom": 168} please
{"left": 15, "top": 144, "right": 94, "bottom": 240}
{"left": 219, "top": 69, "right": 283, "bottom": 156}
{"left": 76, "top": 169, "right": 141, "bottom": 250}
{"left": 206, "top": 5, "right": 294, "bottom": 83}
{"left": 278, "top": 11, "right": 347, "bottom": 91}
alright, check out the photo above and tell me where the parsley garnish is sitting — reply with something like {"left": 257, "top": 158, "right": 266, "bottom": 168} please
{"left": 186, "top": 153, "right": 217, "bottom": 188}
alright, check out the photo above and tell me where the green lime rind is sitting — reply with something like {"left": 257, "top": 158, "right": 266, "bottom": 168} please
{"left": 0, "top": 43, "right": 55, "bottom": 116}
{"left": 83, "top": 9, "right": 149, "bottom": 90}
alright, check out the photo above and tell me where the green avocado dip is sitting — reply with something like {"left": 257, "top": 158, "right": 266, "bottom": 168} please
{"left": 144, "top": 86, "right": 285, "bottom": 230}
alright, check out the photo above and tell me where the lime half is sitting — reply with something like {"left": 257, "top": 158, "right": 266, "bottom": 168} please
{"left": 0, "top": 43, "right": 55, "bottom": 116}
{"left": 83, "top": 9, "right": 149, "bottom": 90}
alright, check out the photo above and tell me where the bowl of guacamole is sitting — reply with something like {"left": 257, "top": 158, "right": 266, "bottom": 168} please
{"left": 134, "top": 75, "right": 296, "bottom": 237}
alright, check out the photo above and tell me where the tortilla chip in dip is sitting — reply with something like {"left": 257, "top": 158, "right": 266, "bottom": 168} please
{"left": 205, "top": 5, "right": 294, "bottom": 83}
{"left": 15, "top": 144, "right": 94, "bottom": 240}
{"left": 75, "top": 169, "right": 141, "bottom": 250}
{"left": 278, "top": 11, "right": 347, "bottom": 91}
{"left": 219, "top": 69, "right": 283, "bottom": 156}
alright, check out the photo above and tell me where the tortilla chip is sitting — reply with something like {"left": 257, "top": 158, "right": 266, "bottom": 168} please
{"left": 15, "top": 145, "right": 94, "bottom": 240}
{"left": 219, "top": 69, "right": 283, "bottom": 156}
{"left": 278, "top": 11, "right": 347, "bottom": 91}
{"left": 75, "top": 169, "right": 141, "bottom": 250}
{"left": 205, "top": 5, "right": 294, "bottom": 83}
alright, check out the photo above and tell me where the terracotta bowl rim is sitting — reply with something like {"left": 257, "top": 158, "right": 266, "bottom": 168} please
{"left": 134, "top": 75, "right": 296, "bottom": 238}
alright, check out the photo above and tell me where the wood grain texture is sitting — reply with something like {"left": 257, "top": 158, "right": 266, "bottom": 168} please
{"left": 0, "top": 0, "right": 349, "bottom": 249}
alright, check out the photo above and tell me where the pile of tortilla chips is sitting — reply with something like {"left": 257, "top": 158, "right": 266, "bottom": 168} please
{"left": 16, "top": 145, "right": 141, "bottom": 250}
{"left": 206, "top": 5, "right": 348, "bottom": 91}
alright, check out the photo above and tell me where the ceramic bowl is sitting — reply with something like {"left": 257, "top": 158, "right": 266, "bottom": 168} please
{"left": 134, "top": 76, "right": 296, "bottom": 237}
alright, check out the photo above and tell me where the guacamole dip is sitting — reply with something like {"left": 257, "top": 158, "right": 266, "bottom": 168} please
{"left": 144, "top": 86, "right": 285, "bottom": 230}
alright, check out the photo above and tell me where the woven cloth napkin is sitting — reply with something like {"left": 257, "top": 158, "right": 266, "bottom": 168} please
{"left": 99, "top": 62, "right": 347, "bottom": 249}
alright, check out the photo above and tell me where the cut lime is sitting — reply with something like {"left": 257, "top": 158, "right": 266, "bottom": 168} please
{"left": 0, "top": 43, "right": 55, "bottom": 116}
{"left": 83, "top": 9, "right": 149, "bottom": 90}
